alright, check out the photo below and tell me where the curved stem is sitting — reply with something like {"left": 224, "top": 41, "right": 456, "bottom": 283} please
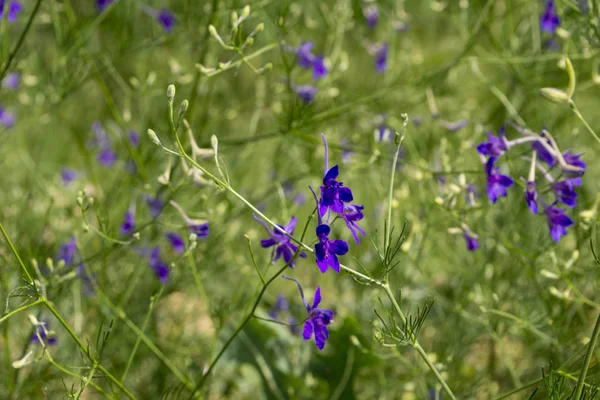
{"left": 570, "top": 100, "right": 600, "bottom": 147}
{"left": 0, "top": 298, "right": 44, "bottom": 324}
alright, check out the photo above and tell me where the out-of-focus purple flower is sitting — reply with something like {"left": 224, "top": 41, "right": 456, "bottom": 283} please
{"left": 78, "top": 264, "right": 96, "bottom": 296}
{"left": 295, "top": 85, "right": 317, "bottom": 104}
{"left": 551, "top": 178, "right": 581, "bottom": 207}
{"left": 166, "top": 232, "right": 185, "bottom": 254}
{"left": 429, "top": 389, "right": 442, "bottom": 400}
{"left": 292, "top": 42, "right": 328, "bottom": 80}
{"left": 283, "top": 276, "right": 335, "bottom": 350}
{"left": 57, "top": 237, "right": 77, "bottom": 266}
{"left": 0, "top": 0, "right": 22, "bottom": 22}
{"left": 485, "top": 158, "right": 513, "bottom": 203}
{"left": 294, "top": 193, "right": 306, "bottom": 206}
{"left": 364, "top": 5, "right": 378, "bottom": 29}
{"left": 2, "top": 72, "right": 19, "bottom": 90}
{"left": 148, "top": 247, "right": 170, "bottom": 284}
{"left": 544, "top": 203, "right": 573, "bottom": 242}
{"left": 97, "top": 148, "right": 117, "bottom": 167}
{"left": 541, "top": 1, "right": 560, "bottom": 34}
{"left": 340, "top": 139, "right": 353, "bottom": 164}
{"left": 89, "top": 122, "right": 117, "bottom": 167}
{"left": 412, "top": 117, "right": 423, "bottom": 127}
{"left": 0, "top": 106, "right": 15, "bottom": 128}
{"left": 562, "top": 151, "right": 586, "bottom": 177}
{"left": 525, "top": 181, "right": 538, "bottom": 214}
{"left": 30, "top": 321, "right": 57, "bottom": 346}
{"left": 312, "top": 56, "right": 327, "bottom": 81}
{"left": 146, "top": 196, "right": 164, "bottom": 218}
{"left": 314, "top": 224, "right": 348, "bottom": 274}
{"left": 477, "top": 127, "right": 508, "bottom": 158}
{"left": 374, "top": 43, "right": 388, "bottom": 73}
{"left": 96, "top": 0, "right": 114, "bottom": 11}
{"left": 171, "top": 200, "right": 210, "bottom": 239}
{"left": 269, "top": 294, "right": 288, "bottom": 319}
{"left": 156, "top": 8, "right": 176, "bottom": 32}
{"left": 120, "top": 208, "right": 136, "bottom": 236}
{"left": 463, "top": 230, "right": 479, "bottom": 252}
{"left": 439, "top": 119, "right": 468, "bottom": 132}
{"left": 254, "top": 215, "right": 306, "bottom": 267}
{"left": 375, "top": 126, "right": 392, "bottom": 142}
{"left": 61, "top": 168, "right": 78, "bottom": 186}
{"left": 288, "top": 316, "right": 300, "bottom": 336}
{"left": 128, "top": 131, "right": 140, "bottom": 148}
{"left": 532, "top": 134, "right": 555, "bottom": 166}
{"left": 342, "top": 204, "right": 365, "bottom": 244}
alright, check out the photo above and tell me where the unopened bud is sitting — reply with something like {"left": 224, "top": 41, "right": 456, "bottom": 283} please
{"left": 28, "top": 314, "right": 40, "bottom": 326}
{"left": 565, "top": 58, "right": 576, "bottom": 97}
{"left": 132, "top": 232, "right": 140, "bottom": 240}
{"left": 208, "top": 25, "right": 218, "bottom": 37}
{"left": 540, "top": 87, "right": 570, "bottom": 104}
{"left": 12, "top": 351, "right": 34, "bottom": 369}
{"left": 231, "top": 11, "right": 238, "bottom": 26}
{"left": 189, "top": 232, "right": 198, "bottom": 242}
{"left": 178, "top": 100, "right": 189, "bottom": 116}
{"left": 255, "top": 23, "right": 264, "bottom": 33}
{"left": 211, "top": 135, "right": 219, "bottom": 154}
{"left": 242, "top": 5, "right": 250, "bottom": 18}
{"left": 147, "top": 129, "right": 162, "bottom": 146}
{"left": 257, "top": 63, "right": 273, "bottom": 75}
{"left": 166, "top": 84, "right": 176, "bottom": 101}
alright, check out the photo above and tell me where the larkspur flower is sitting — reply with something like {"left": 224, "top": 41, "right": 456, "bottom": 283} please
{"left": 541, "top": 0, "right": 560, "bottom": 35}
{"left": 463, "top": 230, "right": 479, "bottom": 252}
{"left": 292, "top": 42, "right": 328, "bottom": 80}
{"left": 146, "top": 196, "right": 164, "bottom": 218}
{"left": 544, "top": 203, "right": 573, "bottom": 242}
{"left": 314, "top": 224, "right": 348, "bottom": 274}
{"left": 57, "top": 237, "right": 77, "bottom": 266}
{"left": 364, "top": 5, "right": 379, "bottom": 29}
{"left": 311, "top": 56, "right": 327, "bottom": 81}
{"left": 97, "top": 147, "right": 117, "bottom": 167}
{"left": 120, "top": 208, "right": 135, "bottom": 236}
{"left": 61, "top": 168, "right": 78, "bottom": 186}
{"left": 254, "top": 215, "right": 306, "bottom": 267}
{"left": 375, "top": 125, "right": 392, "bottom": 142}
{"left": 525, "top": 181, "right": 538, "bottom": 214}
{"left": 484, "top": 158, "right": 513, "bottom": 203}
{"left": 30, "top": 321, "right": 57, "bottom": 346}
{"left": 551, "top": 178, "right": 581, "bottom": 208}
{"left": 148, "top": 247, "right": 169, "bottom": 283}
{"left": 283, "top": 276, "right": 336, "bottom": 350}
{"left": 295, "top": 85, "right": 317, "bottom": 104}
{"left": 532, "top": 133, "right": 555, "bottom": 166}
{"left": 0, "top": 106, "right": 15, "bottom": 128}
{"left": 562, "top": 151, "right": 586, "bottom": 177}
{"left": 0, "top": 0, "right": 22, "bottom": 22}
{"left": 89, "top": 122, "right": 117, "bottom": 167}
{"left": 374, "top": 43, "right": 388, "bottom": 73}
{"left": 477, "top": 127, "right": 508, "bottom": 158}
{"left": 342, "top": 204, "right": 366, "bottom": 244}
{"left": 156, "top": 8, "right": 176, "bottom": 32}
{"left": 165, "top": 232, "right": 185, "bottom": 254}
{"left": 319, "top": 165, "right": 353, "bottom": 216}
{"left": 170, "top": 201, "right": 210, "bottom": 239}
{"left": 2, "top": 72, "right": 19, "bottom": 90}
{"left": 128, "top": 131, "right": 140, "bottom": 148}
{"left": 269, "top": 294, "right": 288, "bottom": 319}
{"left": 96, "top": 0, "right": 114, "bottom": 11}
{"left": 288, "top": 316, "right": 300, "bottom": 336}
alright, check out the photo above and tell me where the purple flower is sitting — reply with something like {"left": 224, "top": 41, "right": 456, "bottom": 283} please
{"left": 0, "top": 0, "right": 22, "bottom": 23}
{"left": 562, "top": 151, "right": 586, "bottom": 177}
{"left": 374, "top": 43, "right": 388, "bottom": 73}
{"left": 551, "top": 178, "right": 581, "bottom": 207}
{"left": 254, "top": 215, "right": 306, "bottom": 267}
{"left": 295, "top": 42, "right": 315, "bottom": 69}
{"left": 319, "top": 166, "right": 353, "bottom": 217}
{"left": 283, "top": 276, "right": 336, "bottom": 350}
{"left": 0, "top": 106, "right": 15, "bottom": 128}
{"left": 375, "top": 126, "right": 392, "bottom": 142}
{"left": 148, "top": 247, "right": 169, "bottom": 284}
{"left": 166, "top": 232, "right": 185, "bottom": 254}
{"left": 477, "top": 127, "right": 508, "bottom": 158}
{"left": 312, "top": 56, "right": 327, "bottom": 81}
{"left": 544, "top": 203, "right": 573, "bottom": 242}
{"left": 269, "top": 294, "right": 288, "bottom": 319}
{"left": 288, "top": 316, "right": 300, "bottom": 336}
{"left": 525, "top": 181, "right": 538, "bottom": 214}
{"left": 541, "top": 1, "right": 560, "bottom": 34}
{"left": 128, "top": 131, "right": 140, "bottom": 148}
{"left": 146, "top": 196, "right": 164, "bottom": 218}
{"left": 78, "top": 264, "right": 96, "bottom": 296}
{"left": 438, "top": 119, "right": 468, "bottom": 132}
{"left": 295, "top": 85, "right": 317, "bottom": 104}
{"left": 314, "top": 224, "right": 348, "bottom": 274}
{"left": 97, "top": 148, "right": 117, "bottom": 167}
{"left": 189, "top": 222, "right": 209, "bottom": 238}
{"left": 96, "top": 0, "right": 114, "bottom": 11}
{"left": 57, "top": 237, "right": 77, "bottom": 266}
{"left": 157, "top": 8, "right": 176, "bottom": 32}
{"left": 364, "top": 5, "right": 379, "bottom": 29}
{"left": 463, "top": 230, "right": 479, "bottom": 252}
{"left": 485, "top": 158, "right": 513, "bottom": 203}
{"left": 2, "top": 72, "right": 19, "bottom": 90}
{"left": 120, "top": 209, "right": 135, "bottom": 236}
{"left": 61, "top": 168, "right": 78, "bottom": 186}
{"left": 532, "top": 134, "right": 555, "bottom": 166}
{"left": 342, "top": 204, "right": 366, "bottom": 244}
{"left": 30, "top": 321, "right": 57, "bottom": 346}
{"left": 89, "top": 122, "right": 117, "bottom": 167}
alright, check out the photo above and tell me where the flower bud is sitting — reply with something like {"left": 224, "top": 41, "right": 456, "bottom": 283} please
{"left": 255, "top": 23, "right": 264, "bottom": 33}
{"left": 211, "top": 135, "right": 219, "bottom": 154}
{"left": 231, "top": 11, "right": 238, "bottom": 27}
{"left": 241, "top": 5, "right": 250, "bottom": 18}
{"left": 132, "top": 232, "right": 140, "bottom": 240}
{"left": 257, "top": 63, "right": 273, "bottom": 75}
{"left": 12, "top": 351, "right": 34, "bottom": 369}
{"left": 540, "top": 87, "right": 570, "bottom": 104}
{"left": 189, "top": 232, "right": 198, "bottom": 242}
{"left": 166, "top": 84, "right": 176, "bottom": 101}
{"left": 147, "top": 129, "right": 162, "bottom": 146}
{"left": 178, "top": 100, "right": 189, "bottom": 116}
{"left": 565, "top": 57, "right": 576, "bottom": 98}
{"left": 208, "top": 25, "right": 218, "bottom": 37}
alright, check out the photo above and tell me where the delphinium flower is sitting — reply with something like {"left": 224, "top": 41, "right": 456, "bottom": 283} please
{"left": 283, "top": 276, "right": 335, "bottom": 350}
{"left": 89, "top": 122, "right": 117, "bottom": 167}
{"left": 254, "top": 215, "right": 306, "bottom": 267}
{"left": 156, "top": 8, "right": 176, "bottom": 32}
{"left": 314, "top": 224, "right": 348, "bottom": 274}
{"left": 0, "top": 0, "right": 22, "bottom": 22}
{"left": 462, "top": 230, "right": 480, "bottom": 252}
{"left": 146, "top": 195, "right": 164, "bottom": 218}
{"left": 484, "top": 158, "right": 514, "bottom": 203}
{"left": 531, "top": 132, "right": 555, "bottom": 166}
{"left": 2, "top": 72, "right": 19, "bottom": 90}
{"left": 540, "top": 0, "right": 560, "bottom": 35}
{"left": 269, "top": 294, "right": 288, "bottom": 319}
{"left": 342, "top": 205, "right": 366, "bottom": 244}
{"left": 374, "top": 43, "right": 388, "bottom": 73}
{"left": 476, "top": 127, "right": 508, "bottom": 159}
{"left": 0, "top": 106, "right": 15, "bottom": 129}
{"left": 291, "top": 42, "right": 328, "bottom": 81}
{"left": 96, "top": 0, "right": 114, "bottom": 11}
{"left": 170, "top": 200, "right": 210, "bottom": 239}
{"left": 30, "top": 321, "right": 57, "bottom": 346}
{"left": 551, "top": 178, "right": 581, "bottom": 207}
{"left": 128, "top": 131, "right": 140, "bottom": 148}
{"left": 294, "top": 85, "right": 318, "bottom": 104}
{"left": 120, "top": 207, "right": 136, "bottom": 236}
{"left": 363, "top": 5, "right": 379, "bottom": 29}
{"left": 57, "top": 237, "right": 78, "bottom": 266}
{"left": 165, "top": 232, "right": 185, "bottom": 254}
{"left": 148, "top": 246, "right": 170, "bottom": 283}
{"left": 544, "top": 203, "right": 574, "bottom": 242}
{"left": 319, "top": 166, "right": 353, "bottom": 217}
{"left": 525, "top": 181, "right": 538, "bottom": 214}
{"left": 375, "top": 125, "right": 393, "bottom": 142}
{"left": 562, "top": 151, "right": 586, "bottom": 177}
{"left": 61, "top": 168, "right": 79, "bottom": 186}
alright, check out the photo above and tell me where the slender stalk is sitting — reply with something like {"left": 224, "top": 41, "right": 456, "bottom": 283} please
{"left": 569, "top": 101, "right": 600, "bottom": 147}
{"left": 574, "top": 312, "right": 600, "bottom": 399}
{"left": 384, "top": 129, "right": 406, "bottom": 263}
{"left": 0, "top": 298, "right": 44, "bottom": 324}
{"left": 45, "top": 354, "right": 114, "bottom": 399}
{"left": 0, "top": 221, "right": 36, "bottom": 286}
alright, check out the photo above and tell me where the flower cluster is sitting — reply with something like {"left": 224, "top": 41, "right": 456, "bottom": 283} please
{"left": 476, "top": 125, "right": 585, "bottom": 243}
{"left": 0, "top": 0, "right": 22, "bottom": 23}
{"left": 289, "top": 42, "right": 328, "bottom": 104}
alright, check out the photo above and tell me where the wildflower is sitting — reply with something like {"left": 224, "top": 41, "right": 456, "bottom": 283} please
{"left": 56, "top": 237, "right": 77, "bottom": 266}
{"left": 165, "top": 232, "right": 185, "bottom": 254}
{"left": 170, "top": 200, "right": 210, "bottom": 239}
{"left": 283, "top": 276, "right": 336, "bottom": 350}
{"left": 0, "top": 106, "right": 15, "bottom": 129}
{"left": 89, "top": 122, "right": 117, "bottom": 167}
{"left": 375, "top": 125, "right": 392, "bottom": 142}
{"left": 319, "top": 165, "right": 354, "bottom": 216}
{"left": 156, "top": 8, "right": 176, "bottom": 32}
{"left": 364, "top": 5, "right": 379, "bottom": 29}
{"left": 314, "top": 224, "right": 348, "bottom": 274}
{"left": 148, "top": 247, "right": 170, "bottom": 283}
{"left": 128, "top": 131, "right": 140, "bottom": 148}
{"left": 292, "top": 42, "right": 328, "bottom": 80}
{"left": 463, "top": 230, "right": 480, "bottom": 252}
{"left": 311, "top": 56, "right": 327, "bottom": 81}
{"left": 2, "top": 72, "right": 19, "bottom": 90}
{"left": 97, "top": 148, "right": 117, "bottom": 167}
{"left": 295, "top": 85, "right": 318, "bottom": 104}
{"left": 254, "top": 215, "right": 306, "bottom": 267}
{"left": 562, "top": 151, "right": 586, "bottom": 177}
{"left": 374, "top": 43, "right": 388, "bottom": 73}
{"left": 120, "top": 208, "right": 136, "bottom": 236}
{"left": 476, "top": 127, "right": 508, "bottom": 159}
{"left": 484, "top": 158, "right": 513, "bottom": 203}
{"left": 269, "top": 294, "right": 288, "bottom": 319}
{"left": 61, "top": 168, "right": 78, "bottom": 186}
{"left": 525, "top": 181, "right": 538, "bottom": 214}
{"left": 544, "top": 203, "right": 573, "bottom": 242}
{"left": 30, "top": 321, "right": 57, "bottom": 346}
{"left": 540, "top": 0, "right": 560, "bottom": 35}
{"left": 146, "top": 196, "right": 164, "bottom": 218}
{"left": 551, "top": 178, "right": 581, "bottom": 208}
{"left": 96, "top": 0, "right": 114, "bottom": 11}
{"left": 0, "top": 0, "right": 22, "bottom": 22}
{"left": 342, "top": 204, "right": 366, "bottom": 244}
{"left": 532, "top": 134, "right": 555, "bottom": 166}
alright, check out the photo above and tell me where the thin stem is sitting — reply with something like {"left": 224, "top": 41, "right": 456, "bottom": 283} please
{"left": 574, "top": 312, "right": 600, "bottom": 399}
{"left": 384, "top": 133, "right": 405, "bottom": 261}
{"left": 45, "top": 354, "right": 114, "bottom": 399}
{"left": 0, "top": 221, "right": 36, "bottom": 286}
{"left": 570, "top": 101, "right": 600, "bottom": 147}
{"left": 0, "top": 298, "right": 44, "bottom": 324}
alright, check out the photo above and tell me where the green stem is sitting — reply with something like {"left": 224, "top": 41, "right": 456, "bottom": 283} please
{"left": 0, "top": 221, "right": 36, "bottom": 286}
{"left": 574, "top": 312, "right": 600, "bottom": 399}
{"left": 45, "top": 354, "right": 114, "bottom": 399}
{"left": 570, "top": 101, "right": 600, "bottom": 147}
{"left": 384, "top": 132, "right": 405, "bottom": 264}
{"left": 0, "top": 298, "right": 44, "bottom": 324}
